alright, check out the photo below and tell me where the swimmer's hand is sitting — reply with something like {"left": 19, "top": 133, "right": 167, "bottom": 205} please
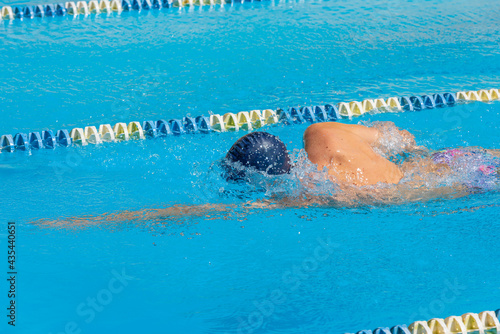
{"left": 398, "top": 129, "right": 416, "bottom": 150}
{"left": 371, "top": 121, "right": 424, "bottom": 157}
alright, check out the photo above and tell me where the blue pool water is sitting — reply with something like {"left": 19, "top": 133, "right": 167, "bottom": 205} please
{"left": 1, "top": 0, "right": 500, "bottom": 333}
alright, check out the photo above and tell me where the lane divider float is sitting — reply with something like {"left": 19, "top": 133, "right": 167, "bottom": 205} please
{"left": 1, "top": 89, "right": 499, "bottom": 153}
{"left": 1, "top": 0, "right": 260, "bottom": 21}
{"left": 345, "top": 309, "right": 500, "bottom": 334}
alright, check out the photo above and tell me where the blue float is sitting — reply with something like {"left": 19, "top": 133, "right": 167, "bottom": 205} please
{"left": 443, "top": 92, "right": 456, "bottom": 105}
{"left": 356, "top": 330, "right": 373, "bottom": 334}
{"left": 44, "top": 4, "right": 55, "bottom": 16}
{"left": 195, "top": 116, "right": 212, "bottom": 133}
{"left": 29, "top": 132, "right": 43, "bottom": 149}
{"left": 182, "top": 117, "right": 198, "bottom": 134}
{"left": 132, "top": 0, "right": 142, "bottom": 10}
{"left": 23, "top": 6, "right": 35, "bottom": 18}
{"left": 142, "top": 121, "right": 158, "bottom": 138}
{"left": 313, "top": 106, "right": 328, "bottom": 122}
{"left": 300, "top": 106, "right": 316, "bottom": 122}
{"left": 432, "top": 93, "right": 446, "bottom": 107}
{"left": 324, "top": 104, "right": 340, "bottom": 121}
{"left": 56, "top": 129, "right": 72, "bottom": 147}
{"left": 399, "top": 97, "right": 414, "bottom": 111}
{"left": 122, "top": 0, "right": 132, "bottom": 10}
{"left": 373, "top": 328, "right": 391, "bottom": 334}
{"left": 152, "top": 0, "right": 162, "bottom": 8}
{"left": 277, "top": 109, "right": 294, "bottom": 125}
{"left": 13, "top": 7, "right": 24, "bottom": 19}
{"left": 421, "top": 95, "right": 436, "bottom": 109}
{"left": 168, "top": 119, "right": 186, "bottom": 135}
{"left": 0, "top": 135, "right": 15, "bottom": 153}
{"left": 409, "top": 96, "right": 424, "bottom": 110}
{"left": 34, "top": 5, "right": 45, "bottom": 17}
{"left": 156, "top": 120, "right": 172, "bottom": 136}
{"left": 55, "top": 3, "right": 67, "bottom": 15}
{"left": 13, "top": 133, "right": 29, "bottom": 151}
{"left": 390, "top": 325, "right": 411, "bottom": 334}
{"left": 42, "top": 130, "right": 56, "bottom": 149}
{"left": 141, "top": 0, "right": 152, "bottom": 9}
{"left": 289, "top": 107, "right": 305, "bottom": 123}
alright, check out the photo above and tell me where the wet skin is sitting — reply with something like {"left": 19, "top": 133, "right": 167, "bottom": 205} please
{"left": 303, "top": 122, "right": 407, "bottom": 186}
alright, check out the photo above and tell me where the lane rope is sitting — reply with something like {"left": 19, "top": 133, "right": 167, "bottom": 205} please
{"left": 1, "top": 0, "right": 266, "bottom": 21}
{"left": 1, "top": 89, "right": 499, "bottom": 153}
{"left": 345, "top": 309, "right": 500, "bottom": 334}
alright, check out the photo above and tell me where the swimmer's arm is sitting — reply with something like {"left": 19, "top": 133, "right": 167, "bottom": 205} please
{"left": 115, "top": 201, "right": 282, "bottom": 220}
{"left": 31, "top": 201, "right": 280, "bottom": 228}
{"left": 32, "top": 204, "right": 234, "bottom": 227}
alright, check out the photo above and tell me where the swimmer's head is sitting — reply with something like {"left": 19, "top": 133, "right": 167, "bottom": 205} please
{"left": 222, "top": 132, "right": 291, "bottom": 182}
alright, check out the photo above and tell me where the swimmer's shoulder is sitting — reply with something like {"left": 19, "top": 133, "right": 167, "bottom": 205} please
{"left": 304, "top": 122, "right": 379, "bottom": 146}
{"left": 303, "top": 122, "right": 344, "bottom": 153}
{"left": 304, "top": 123, "right": 360, "bottom": 166}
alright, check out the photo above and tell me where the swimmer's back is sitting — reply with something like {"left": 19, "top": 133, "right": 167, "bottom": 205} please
{"left": 303, "top": 122, "right": 403, "bottom": 186}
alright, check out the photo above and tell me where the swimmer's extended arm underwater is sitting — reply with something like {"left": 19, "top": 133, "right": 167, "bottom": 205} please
{"left": 31, "top": 201, "right": 283, "bottom": 228}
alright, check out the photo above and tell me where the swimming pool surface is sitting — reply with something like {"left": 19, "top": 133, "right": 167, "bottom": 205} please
{"left": 1, "top": 0, "right": 500, "bottom": 333}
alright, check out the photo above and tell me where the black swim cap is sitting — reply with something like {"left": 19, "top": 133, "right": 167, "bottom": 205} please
{"left": 223, "top": 132, "right": 291, "bottom": 181}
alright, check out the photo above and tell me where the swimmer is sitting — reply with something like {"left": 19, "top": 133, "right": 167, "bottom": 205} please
{"left": 221, "top": 122, "right": 409, "bottom": 186}
{"left": 235, "top": 122, "right": 500, "bottom": 184}
{"left": 221, "top": 122, "right": 500, "bottom": 202}
{"left": 35, "top": 121, "right": 500, "bottom": 227}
